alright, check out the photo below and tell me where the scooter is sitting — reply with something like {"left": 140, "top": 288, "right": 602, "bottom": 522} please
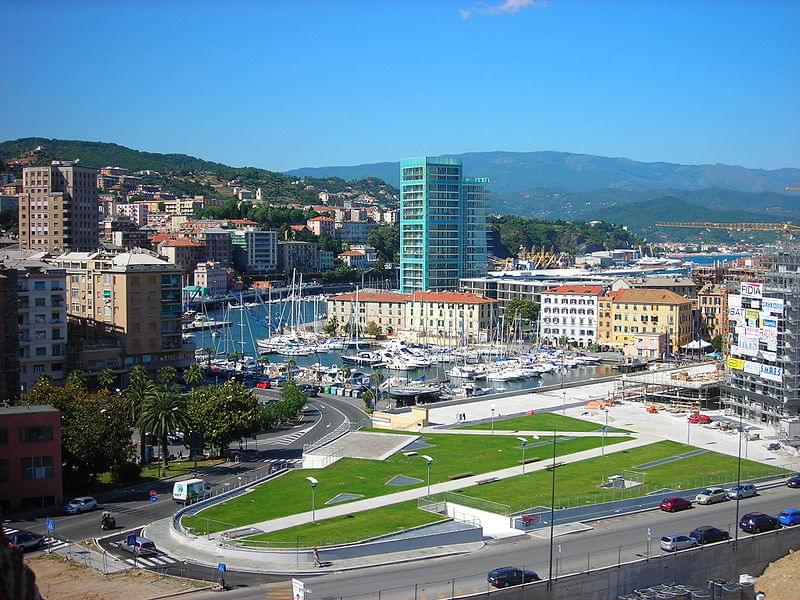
{"left": 100, "top": 511, "right": 116, "bottom": 530}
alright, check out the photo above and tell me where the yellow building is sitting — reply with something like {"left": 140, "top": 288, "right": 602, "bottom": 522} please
{"left": 603, "top": 288, "right": 693, "bottom": 353}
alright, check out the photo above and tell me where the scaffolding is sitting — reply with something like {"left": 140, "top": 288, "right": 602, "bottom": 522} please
{"left": 613, "top": 364, "right": 723, "bottom": 410}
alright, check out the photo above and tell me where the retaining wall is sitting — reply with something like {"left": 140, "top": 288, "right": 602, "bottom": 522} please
{"left": 455, "top": 525, "right": 800, "bottom": 600}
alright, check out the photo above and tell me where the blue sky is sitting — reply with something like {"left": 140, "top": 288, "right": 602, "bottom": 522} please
{"left": 1, "top": 0, "right": 798, "bottom": 171}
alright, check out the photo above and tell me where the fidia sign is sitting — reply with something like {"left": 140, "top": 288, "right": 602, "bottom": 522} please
{"left": 740, "top": 282, "right": 763, "bottom": 298}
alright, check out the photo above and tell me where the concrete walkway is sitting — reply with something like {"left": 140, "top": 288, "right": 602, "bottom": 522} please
{"left": 423, "top": 428, "right": 633, "bottom": 438}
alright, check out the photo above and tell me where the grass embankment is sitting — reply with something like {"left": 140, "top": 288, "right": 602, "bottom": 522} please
{"left": 183, "top": 430, "right": 625, "bottom": 534}
{"left": 460, "top": 440, "right": 786, "bottom": 513}
{"left": 247, "top": 500, "right": 444, "bottom": 546}
{"left": 462, "top": 412, "right": 628, "bottom": 433}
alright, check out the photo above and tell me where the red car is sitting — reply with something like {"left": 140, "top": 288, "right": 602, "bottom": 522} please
{"left": 660, "top": 496, "right": 692, "bottom": 512}
{"left": 688, "top": 413, "right": 712, "bottom": 425}
{"left": 255, "top": 380, "right": 271, "bottom": 389}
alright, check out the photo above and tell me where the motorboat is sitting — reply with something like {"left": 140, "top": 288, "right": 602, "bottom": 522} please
{"left": 341, "top": 351, "right": 385, "bottom": 366}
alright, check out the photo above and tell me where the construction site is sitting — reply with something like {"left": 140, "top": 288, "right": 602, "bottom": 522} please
{"left": 611, "top": 362, "right": 724, "bottom": 412}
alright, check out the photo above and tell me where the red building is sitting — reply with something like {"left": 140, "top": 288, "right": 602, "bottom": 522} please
{"left": 0, "top": 405, "right": 62, "bottom": 513}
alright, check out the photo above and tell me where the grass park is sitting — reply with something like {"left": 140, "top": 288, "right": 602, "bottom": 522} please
{"left": 183, "top": 414, "right": 625, "bottom": 534}
{"left": 462, "top": 411, "right": 626, "bottom": 433}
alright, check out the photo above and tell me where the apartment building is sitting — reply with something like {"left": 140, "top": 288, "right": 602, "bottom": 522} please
{"left": 326, "top": 290, "right": 497, "bottom": 345}
{"left": 11, "top": 260, "right": 68, "bottom": 390}
{"left": 199, "top": 228, "right": 233, "bottom": 268}
{"left": 600, "top": 288, "right": 693, "bottom": 353}
{"left": 231, "top": 229, "right": 278, "bottom": 274}
{"left": 399, "top": 156, "right": 489, "bottom": 292}
{"left": 159, "top": 237, "right": 206, "bottom": 284}
{"left": 611, "top": 276, "right": 697, "bottom": 299}
{"left": 117, "top": 203, "right": 149, "bottom": 226}
{"left": 0, "top": 267, "right": 20, "bottom": 402}
{"left": 193, "top": 262, "right": 227, "bottom": 297}
{"left": 306, "top": 216, "right": 335, "bottom": 237}
{"left": 0, "top": 405, "right": 63, "bottom": 512}
{"left": 335, "top": 220, "right": 377, "bottom": 244}
{"left": 697, "top": 283, "right": 729, "bottom": 341}
{"left": 19, "top": 161, "right": 99, "bottom": 251}
{"left": 539, "top": 285, "right": 604, "bottom": 347}
{"left": 54, "top": 250, "right": 193, "bottom": 377}
{"left": 722, "top": 254, "right": 800, "bottom": 424}
{"left": 278, "top": 241, "right": 319, "bottom": 273}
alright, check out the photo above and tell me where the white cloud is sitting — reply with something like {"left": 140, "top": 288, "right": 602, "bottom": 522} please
{"left": 459, "top": 0, "right": 548, "bottom": 18}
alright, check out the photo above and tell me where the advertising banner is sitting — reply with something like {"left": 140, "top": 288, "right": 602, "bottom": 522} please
{"left": 728, "top": 294, "right": 742, "bottom": 309}
{"left": 761, "top": 297, "right": 784, "bottom": 314}
{"left": 760, "top": 364, "right": 783, "bottom": 383}
{"left": 740, "top": 282, "right": 763, "bottom": 298}
{"left": 727, "top": 357, "right": 745, "bottom": 370}
{"left": 728, "top": 307, "right": 745, "bottom": 324}
{"left": 738, "top": 336, "right": 759, "bottom": 357}
{"left": 744, "top": 361, "right": 762, "bottom": 375}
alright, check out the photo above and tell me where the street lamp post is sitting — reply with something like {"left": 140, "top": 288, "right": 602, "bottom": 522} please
{"left": 491, "top": 405, "right": 496, "bottom": 434}
{"left": 517, "top": 437, "right": 527, "bottom": 474}
{"left": 421, "top": 455, "right": 433, "bottom": 496}
{"left": 306, "top": 477, "right": 318, "bottom": 523}
{"left": 734, "top": 411, "right": 743, "bottom": 549}
{"left": 601, "top": 408, "right": 609, "bottom": 457}
{"left": 547, "top": 429, "right": 557, "bottom": 591}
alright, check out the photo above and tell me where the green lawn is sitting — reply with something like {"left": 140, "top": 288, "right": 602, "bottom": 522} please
{"left": 459, "top": 440, "right": 786, "bottom": 513}
{"left": 183, "top": 430, "right": 625, "bottom": 534}
{"left": 462, "top": 412, "right": 624, "bottom": 433}
{"left": 243, "top": 501, "right": 444, "bottom": 547}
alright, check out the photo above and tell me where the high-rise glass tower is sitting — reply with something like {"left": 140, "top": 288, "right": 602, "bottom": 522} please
{"left": 399, "top": 156, "right": 488, "bottom": 293}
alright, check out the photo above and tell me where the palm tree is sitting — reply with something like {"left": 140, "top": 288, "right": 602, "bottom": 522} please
{"left": 97, "top": 368, "right": 116, "bottom": 390}
{"left": 183, "top": 363, "right": 204, "bottom": 389}
{"left": 66, "top": 370, "right": 87, "bottom": 389}
{"left": 158, "top": 366, "right": 177, "bottom": 388}
{"left": 286, "top": 359, "right": 297, "bottom": 381}
{"left": 138, "top": 387, "right": 190, "bottom": 475}
{"left": 125, "top": 375, "right": 157, "bottom": 464}
{"left": 202, "top": 347, "right": 215, "bottom": 369}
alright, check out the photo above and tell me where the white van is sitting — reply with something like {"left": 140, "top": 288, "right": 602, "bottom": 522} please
{"left": 172, "top": 478, "right": 209, "bottom": 503}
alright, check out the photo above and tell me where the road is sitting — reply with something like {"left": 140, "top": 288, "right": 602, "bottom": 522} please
{"left": 180, "top": 484, "right": 800, "bottom": 600}
{"left": 3, "top": 394, "right": 367, "bottom": 550}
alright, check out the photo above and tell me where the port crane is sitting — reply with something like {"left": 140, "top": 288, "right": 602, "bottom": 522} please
{"left": 656, "top": 221, "right": 800, "bottom": 234}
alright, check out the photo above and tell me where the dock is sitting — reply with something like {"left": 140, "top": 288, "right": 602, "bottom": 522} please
{"left": 184, "top": 320, "right": 232, "bottom": 331}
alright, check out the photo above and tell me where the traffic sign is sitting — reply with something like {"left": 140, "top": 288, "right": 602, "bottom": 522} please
{"left": 150, "top": 496, "right": 158, "bottom": 504}
{"left": 149, "top": 489, "right": 157, "bottom": 498}
{"left": 46, "top": 518, "right": 55, "bottom": 533}
{"left": 647, "top": 527, "right": 652, "bottom": 540}
{"left": 126, "top": 534, "right": 137, "bottom": 546}
{"left": 217, "top": 563, "right": 226, "bottom": 573}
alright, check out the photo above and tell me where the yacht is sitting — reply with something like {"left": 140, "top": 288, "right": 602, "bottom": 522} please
{"left": 341, "top": 351, "right": 385, "bottom": 367}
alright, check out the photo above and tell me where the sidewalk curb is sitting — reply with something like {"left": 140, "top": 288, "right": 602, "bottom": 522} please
{"left": 146, "top": 585, "right": 215, "bottom": 600}
{"left": 165, "top": 541, "right": 485, "bottom": 576}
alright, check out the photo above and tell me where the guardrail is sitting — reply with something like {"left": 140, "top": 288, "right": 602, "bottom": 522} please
{"left": 302, "top": 418, "right": 370, "bottom": 454}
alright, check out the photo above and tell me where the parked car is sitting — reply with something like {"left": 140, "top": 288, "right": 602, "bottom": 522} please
{"left": 688, "top": 413, "right": 712, "bottom": 424}
{"left": 689, "top": 525, "right": 730, "bottom": 545}
{"left": 64, "top": 496, "right": 98, "bottom": 514}
{"left": 739, "top": 512, "right": 781, "bottom": 534}
{"left": 694, "top": 488, "right": 729, "bottom": 505}
{"left": 255, "top": 379, "right": 271, "bottom": 389}
{"left": 121, "top": 535, "right": 158, "bottom": 556}
{"left": 660, "top": 533, "right": 698, "bottom": 552}
{"left": 300, "top": 384, "right": 319, "bottom": 397}
{"left": 786, "top": 474, "right": 800, "bottom": 488}
{"left": 727, "top": 484, "right": 757, "bottom": 500}
{"left": 7, "top": 530, "right": 45, "bottom": 552}
{"left": 487, "top": 567, "right": 540, "bottom": 588}
{"left": 777, "top": 508, "right": 800, "bottom": 526}
{"left": 659, "top": 496, "right": 693, "bottom": 512}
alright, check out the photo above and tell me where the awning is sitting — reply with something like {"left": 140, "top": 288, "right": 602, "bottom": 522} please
{"left": 682, "top": 339, "right": 712, "bottom": 350}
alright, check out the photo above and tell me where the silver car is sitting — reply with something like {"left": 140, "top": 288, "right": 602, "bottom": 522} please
{"left": 695, "top": 488, "right": 729, "bottom": 505}
{"left": 660, "top": 533, "right": 698, "bottom": 553}
{"left": 727, "top": 484, "right": 757, "bottom": 500}
{"left": 64, "top": 496, "right": 98, "bottom": 514}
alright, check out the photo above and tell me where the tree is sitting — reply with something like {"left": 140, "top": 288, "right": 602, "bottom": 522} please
{"left": 711, "top": 334, "right": 724, "bottom": 352}
{"left": 97, "top": 368, "right": 117, "bottom": 390}
{"left": 201, "top": 347, "right": 215, "bottom": 369}
{"left": 365, "top": 321, "right": 381, "bottom": 338}
{"left": 66, "top": 370, "right": 87, "bottom": 389}
{"left": 137, "top": 386, "right": 191, "bottom": 474}
{"left": 183, "top": 363, "right": 205, "bottom": 389}
{"left": 323, "top": 316, "right": 339, "bottom": 337}
{"left": 187, "top": 380, "right": 265, "bottom": 455}
{"left": 124, "top": 374, "right": 157, "bottom": 464}
{"left": 368, "top": 224, "right": 401, "bottom": 263}
{"left": 361, "top": 390, "right": 374, "bottom": 413}
{"left": 158, "top": 366, "right": 177, "bottom": 387}
{"left": 129, "top": 365, "right": 149, "bottom": 386}
{"left": 504, "top": 299, "right": 540, "bottom": 323}
{"left": 22, "top": 379, "right": 132, "bottom": 481}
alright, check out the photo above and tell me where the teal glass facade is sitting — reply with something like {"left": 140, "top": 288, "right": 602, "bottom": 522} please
{"left": 399, "top": 157, "right": 488, "bottom": 293}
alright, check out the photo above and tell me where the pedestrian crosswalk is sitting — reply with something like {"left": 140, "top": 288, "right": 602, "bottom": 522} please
{"left": 261, "top": 457, "right": 303, "bottom": 466}
{"left": 266, "top": 430, "right": 307, "bottom": 446}
{"left": 3, "top": 527, "right": 70, "bottom": 553}
{"left": 124, "top": 553, "right": 180, "bottom": 568}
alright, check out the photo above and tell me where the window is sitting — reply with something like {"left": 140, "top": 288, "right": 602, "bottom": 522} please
{"left": 0, "top": 458, "right": 8, "bottom": 482}
{"left": 35, "top": 347, "right": 47, "bottom": 357}
{"left": 20, "top": 456, "right": 54, "bottom": 480}
{"left": 21, "top": 426, "right": 53, "bottom": 442}
{"left": 35, "top": 297, "right": 46, "bottom": 307}
{"left": 34, "top": 281, "right": 46, "bottom": 290}
{"left": 0, "top": 428, "right": 7, "bottom": 444}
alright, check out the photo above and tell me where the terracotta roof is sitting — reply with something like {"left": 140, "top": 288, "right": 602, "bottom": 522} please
{"left": 338, "top": 250, "right": 365, "bottom": 257}
{"left": 608, "top": 288, "right": 692, "bottom": 305}
{"left": 163, "top": 237, "right": 204, "bottom": 247}
{"left": 331, "top": 291, "right": 411, "bottom": 303}
{"left": 410, "top": 291, "right": 497, "bottom": 305}
{"left": 289, "top": 224, "right": 307, "bottom": 231}
{"left": 308, "top": 216, "right": 334, "bottom": 222}
{"left": 544, "top": 285, "right": 605, "bottom": 296}
{"left": 149, "top": 233, "right": 178, "bottom": 243}
{"left": 230, "top": 219, "right": 258, "bottom": 225}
